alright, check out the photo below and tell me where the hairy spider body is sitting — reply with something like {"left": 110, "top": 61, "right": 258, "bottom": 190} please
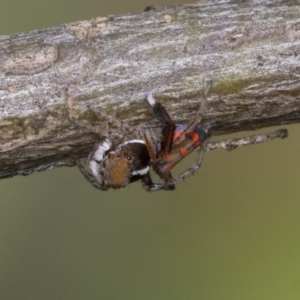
{"left": 77, "top": 87, "right": 211, "bottom": 191}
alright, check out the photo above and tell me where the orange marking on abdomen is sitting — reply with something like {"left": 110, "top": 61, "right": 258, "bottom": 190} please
{"left": 188, "top": 132, "right": 202, "bottom": 149}
{"left": 179, "top": 147, "right": 189, "bottom": 157}
{"left": 173, "top": 130, "right": 184, "bottom": 141}
{"left": 164, "top": 154, "right": 175, "bottom": 172}
{"left": 165, "top": 154, "right": 173, "bottom": 162}
{"left": 188, "top": 131, "right": 200, "bottom": 143}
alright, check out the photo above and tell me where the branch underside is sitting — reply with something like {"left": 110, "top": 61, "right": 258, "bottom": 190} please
{"left": 0, "top": 0, "right": 299, "bottom": 178}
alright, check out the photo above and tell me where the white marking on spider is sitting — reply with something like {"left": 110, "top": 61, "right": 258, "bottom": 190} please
{"left": 117, "top": 139, "right": 145, "bottom": 148}
{"left": 89, "top": 160, "right": 103, "bottom": 185}
{"left": 146, "top": 93, "right": 156, "bottom": 106}
{"left": 131, "top": 166, "right": 150, "bottom": 176}
{"left": 93, "top": 139, "right": 112, "bottom": 161}
{"left": 88, "top": 139, "right": 112, "bottom": 186}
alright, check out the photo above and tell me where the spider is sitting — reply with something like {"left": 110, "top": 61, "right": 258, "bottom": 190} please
{"left": 77, "top": 82, "right": 213, "bottom": 191}
{"left": 76, "top": 82, "right": 288, "bottom": 191}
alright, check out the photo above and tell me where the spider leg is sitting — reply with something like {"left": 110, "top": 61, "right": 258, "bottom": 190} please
{"left": 67, "top": 94, "right": 135, "bottom": 143}
{"left": 135, "top": 124, "right": 159, "bottom": 162}
{"left": 135, "top": 123, "right": 176, "bottom": 190}
{"left": 173, "top": 80, "right": 212, "bottom": 145}
{"left": 171, "top": 147, "right": 206, "bottom": 185}
{"left": 77, "top": 157, "right": 108, "bottom": 190}
{"left": 141, "top": 172, "right": 175, "bottom": 191}
{"left": 171, "top": 128, "right": 288, "bottom": 186}
{"left": 146, "top": 93, "right": 176, "bottom": 161}
{"left": 76, "top": 139, "right": 112, "bottom": 190}
{"left": 205, "top": 129, "right": 288, "bottom": 151}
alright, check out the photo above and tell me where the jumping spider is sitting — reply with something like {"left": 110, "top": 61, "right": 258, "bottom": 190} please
{"left": 77, "top": 82, "right": 213, "bottom": 191}
{"left": 77, "top": 82, "right": 288, "bottom": 191}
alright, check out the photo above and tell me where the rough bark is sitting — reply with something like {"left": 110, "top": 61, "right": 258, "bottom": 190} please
{"left": 0, "top": 0, "right": 299, "bottom": 179}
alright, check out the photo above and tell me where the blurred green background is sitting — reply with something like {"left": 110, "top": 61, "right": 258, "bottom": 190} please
{"left": 1, "top": 1, "right": 300, "bottom": 299}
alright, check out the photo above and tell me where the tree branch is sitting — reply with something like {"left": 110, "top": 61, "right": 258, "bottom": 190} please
{"left": 0, "top": 0, "right": 299, "bottom": 179}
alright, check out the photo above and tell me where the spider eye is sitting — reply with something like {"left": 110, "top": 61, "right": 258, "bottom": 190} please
{"left": 126, "top": 156, "right": 132, "bottom": 161}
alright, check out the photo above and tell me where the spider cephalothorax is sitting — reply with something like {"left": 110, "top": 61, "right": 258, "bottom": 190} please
{"left": 77, "top": 84, "right": 211, "bottom": 191}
